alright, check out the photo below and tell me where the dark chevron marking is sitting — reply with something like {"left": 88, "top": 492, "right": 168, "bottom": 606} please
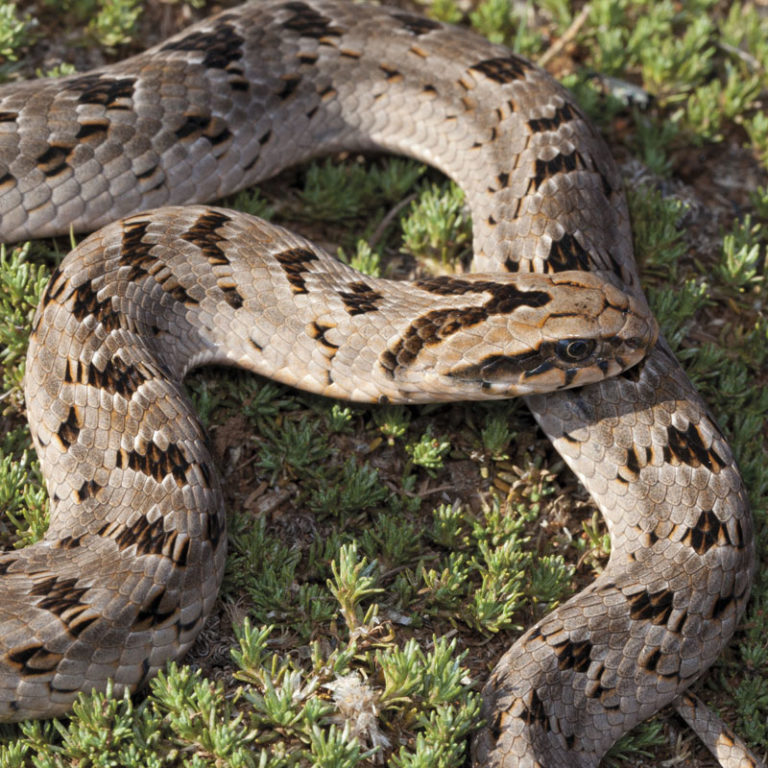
{"left": 382, "top": 279, "right": 551, "bottom": 374}
{"left": 380, "top": 64, "right": 403, "bottom": 82}
{"left": 133, "top": 588, "right": 179, "bottom": 630}
{"left": 75, "top": 120, "right": 110, "bottom": 142}
{"left": 29, "top": 576, "right": 98, "bottom": 638}
{"left": 204, "top": 509, "right": 224, "bottom": 549}
{"left": 522, "top": 689, "right": 548, "bottom": 729}
{"left": 69, "top": 279, "right": 124, "bottom": 333}
{"left": 180, "top": 210, "right": 244, "bottom": 309}
{"left": 531, "top": 150, "right": 586, "bottom": 191}
{"left": 278, "top": 75, "right": 302, "bottom": 100}
{"left": 309, "top": 321, "right": 339, "bottom": 352}
{"left": 683, "top": 509, "right": 737, "bottom": 555}
{"left": 117, "top": 441, "right": 193, "bottom": 487}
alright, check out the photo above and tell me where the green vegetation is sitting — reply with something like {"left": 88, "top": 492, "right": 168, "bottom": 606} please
{"left": 0, "top": 0, "right": 766, "bottom": 766}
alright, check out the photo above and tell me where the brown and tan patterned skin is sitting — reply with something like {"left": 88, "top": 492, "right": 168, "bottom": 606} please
{"left": 0, "top": 2, "right": 762, "bottom": 766}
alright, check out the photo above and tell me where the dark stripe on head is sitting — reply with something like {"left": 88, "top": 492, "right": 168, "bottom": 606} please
{"left": 385, "top": 280, "right": 551, "bottom": 375}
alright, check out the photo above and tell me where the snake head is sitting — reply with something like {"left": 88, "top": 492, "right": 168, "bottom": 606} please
{"left": 385, "top": 271, "right": 658, "bottom": 401}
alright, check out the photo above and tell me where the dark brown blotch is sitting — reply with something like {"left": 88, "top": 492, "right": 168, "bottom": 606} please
{"left": 392, "top": 11, "right": 441, "bottom": 36}
{"left": 531, "top": 150, "right": 586, "bottom": 191}
{"left": 627, "top": 587, "right": 674, "bottom": 625}
{"left": 547, "top": 232, "right": 592, "bottom": 272}
{"left": 522, "top": 689, "right": 548, "bottom": 730}
{"left": 274, "top": 247, "right": 318, "bottom": 294}
{"left": 161, "top": 20, "right": 244, "bottom": 71}
{"left": 281, "top": 1, "right": 343, "bottom": 40}
{"left": 57, "top": 405, "right": 83, "bottom": 449}
{"left": 682, "top": 508, "right": 733, "bottom": 555}
{"left": 663, "top": 422, "right": 725, "bottom": 472}
{"left": 68, "top": 74, "right": 135, "bottom": 109}
{"left": 7, "top": 645, "right": 63, "bottom": 676}
{"left": 470, "top": 55, "right": 531, "bottom": 84}
{"left": 310, "top": 321, "right": 339, "bottom": 351}
{"left": 552, "top": 637, "right": 593, "bottom": 673}
{"left": 527, "top": 102, "right": 576, "bottom": 133}
{"left": 175, "top": 114, "right": 232, "bottom": 147}
{"left": 339, "top": 281, "right": 383, "bottom": 315}
{"left": 133, "top": 588, "right": 178, "bottom": 630}
{"left": 36, "top": 143, "right": 73, "bottom": 178}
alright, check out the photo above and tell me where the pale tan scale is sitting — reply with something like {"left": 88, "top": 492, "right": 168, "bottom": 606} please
{"left": 0, "top": 2, "right": 763, "bottom": 767}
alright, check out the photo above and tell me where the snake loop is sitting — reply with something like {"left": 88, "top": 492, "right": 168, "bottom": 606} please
{"left": 0, "top": 2, "right": 761, "bottom": 766}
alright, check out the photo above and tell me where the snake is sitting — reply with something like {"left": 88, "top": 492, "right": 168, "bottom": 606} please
{"left": 0, "top": 2, "right": 762, "bottom": 766}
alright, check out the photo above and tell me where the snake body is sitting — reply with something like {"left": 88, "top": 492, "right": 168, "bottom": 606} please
{"left": 0, "top": 2, "right": 761, "bottom": 766}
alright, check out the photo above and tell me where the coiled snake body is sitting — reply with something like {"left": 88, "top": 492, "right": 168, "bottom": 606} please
{"left": 0, "top": 2, "right": 762, "bottom": 766}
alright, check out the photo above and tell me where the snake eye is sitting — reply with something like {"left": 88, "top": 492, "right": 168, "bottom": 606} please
{"left": 556, "top": 338, "right": 596, "bottom": 363}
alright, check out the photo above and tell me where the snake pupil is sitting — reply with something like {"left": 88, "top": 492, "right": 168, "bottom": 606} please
{"left": 556, "top": 338, "right": 596, "bottom": 363}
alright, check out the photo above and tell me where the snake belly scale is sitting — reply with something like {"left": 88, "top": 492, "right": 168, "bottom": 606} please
{"left": 0, "top": 2, "right": 761, "bottom": 767}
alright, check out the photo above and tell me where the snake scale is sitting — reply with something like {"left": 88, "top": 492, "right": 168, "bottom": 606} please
{"left": 0, "top": 1, "right": 763, "bottom": 766}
